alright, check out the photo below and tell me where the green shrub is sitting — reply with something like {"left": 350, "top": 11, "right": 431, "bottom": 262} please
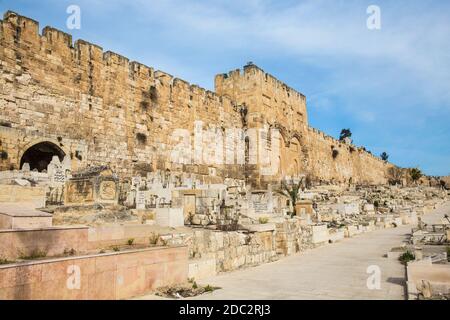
{"left": 149, "top": 233, "right": 159, "bottom": 245}
{"left": 19, "top": 249, "right": 47, "bottom": 260}
{"left": 127, "top": 238, "right": 135, "bottom": 246}
{"left": 204, "top": 285, "right": 219, "bottom": 292}
{"left": 258, "top": 217, "right": 269, "bottom": 224}
{"left": 63, "top": 248, "right": 76, "bottom": 256}
{"left": 112, "top": 246, "right": 120, "bottom": 252}
{"left": 399, "top": 250, "right": 415, "bottom": 265}
{"left": 0, "top": 257, "right": 14, "bottom": 265}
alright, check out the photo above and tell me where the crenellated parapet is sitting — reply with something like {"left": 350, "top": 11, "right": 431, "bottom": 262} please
{"left": 215, "top": 63, "right": 308, "bottom": 132}
{"left": 0, "top": 10, "right": 391, "bottom": 185}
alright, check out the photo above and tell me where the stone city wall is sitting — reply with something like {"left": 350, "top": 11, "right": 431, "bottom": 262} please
{"left": 0, "top": 12, "right": 242, "bottom": 180}
{"left": 216, "top": 65, "right": 391, "bottom": 185}
{"left": 304, "top": 127, "right": 390, "bottom": 184}
{"left": 0, "top": 11, "right": 390, "bottom": 185}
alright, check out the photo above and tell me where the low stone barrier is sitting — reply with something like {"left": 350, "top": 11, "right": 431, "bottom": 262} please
{"left": 407, "top": 258, "right": 450, "bottom": 299}
{"left": 0, "top": 246, "right": 188, "bottom": 300}
{"left": 87, "top": 224, "right": 166, "bottom": 249}
{"left": 189, "top": 229, "right": 278, "bottom": 273}
{"left": 188, "top": 258, "right": 217, "bottom": 280}
{"left": 0, "top": 226, "right": 88, "bottom": 260}
{"left": 0, "top": 211, "right": 52, "bottom": 229}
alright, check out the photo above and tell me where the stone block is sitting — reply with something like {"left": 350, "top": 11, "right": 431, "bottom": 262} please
{"left": 328, "top": 230, "right": 345, "bottom": 243}
{"left": 155, "top": 208, "right": 184, "bottom": 228}
{"left": 334, "top": 203, "right": 360, "bottom": 215}
{"left": 311, "top": 225, "right": 328, "bottom": 244}
{"left": 188, "top": 259, "right": 217, "bottom": 280}
{"left": 245, "top": 223, "right": 276, "bottom": 233}
{"left": 345, "top": 225, "right": 358, "bottom": 237}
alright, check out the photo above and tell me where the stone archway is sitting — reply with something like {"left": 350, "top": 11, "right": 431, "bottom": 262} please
{"left": 20, "top": 141, "right": 66, "bottom": 172}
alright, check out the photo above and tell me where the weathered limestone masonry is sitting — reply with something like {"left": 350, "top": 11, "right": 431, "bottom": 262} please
{"left": 0, "top": 11, "right": 390, "bottom": 186}
{"left": 0, "top": 11, "right": 241, "bottom": 183}
{"left": 216, "top": 67, "right": 389, "bottom": 185}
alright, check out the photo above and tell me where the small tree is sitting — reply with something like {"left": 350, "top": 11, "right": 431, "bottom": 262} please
{"left": 278, "top": 177, "right": 305, "bottom": 217}
{"left": 380, "top": 152, "right": 389, "bottom": 161}
{"left": 339, "top": 129, "right": 352, "bottom": 141}
{"left": 409, "top": 168, "right": 423, "bottom": 184}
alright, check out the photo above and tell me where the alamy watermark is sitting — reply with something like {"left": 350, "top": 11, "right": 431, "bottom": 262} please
{"left": 367, "top": 5, "right": 381, "bottom": 30}
{"left": 170, "top": 121, "right": 282, "bottom": 176}
{"left": 66, "top": 264, "right": 81, "bottom": 290}
{"left": 66, "top": 5, "right": 81, "bottom": 30}
{"left": 366, "top": 265, "right": 381, "bottom": 290}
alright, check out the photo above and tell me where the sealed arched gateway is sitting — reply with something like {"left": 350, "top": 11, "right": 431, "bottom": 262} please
{"left": 20, "top": 141, "right": 66, "bottom": 172}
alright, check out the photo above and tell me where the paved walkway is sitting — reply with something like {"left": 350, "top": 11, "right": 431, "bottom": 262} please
{"left": 189, "top": 201, "right": 450, "bottom": 300}
{"left": 138, "top": 201, "right": 450, "bottom": 300}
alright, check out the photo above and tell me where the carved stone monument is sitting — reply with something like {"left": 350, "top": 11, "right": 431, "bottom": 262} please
{"left": 64, "top": 166, "right": 119, "bottom": 205}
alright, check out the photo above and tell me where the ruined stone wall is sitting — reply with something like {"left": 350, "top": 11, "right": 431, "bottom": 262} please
{"left": 188, "top": 229, "right": 278, "bottom": 273}
{"left": 0, "top": 11, "right": 242, "bottom": 181}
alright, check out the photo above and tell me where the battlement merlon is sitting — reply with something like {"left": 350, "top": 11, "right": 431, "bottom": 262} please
{"left": 215, "top": 63, "right": 309, "bottom": 126}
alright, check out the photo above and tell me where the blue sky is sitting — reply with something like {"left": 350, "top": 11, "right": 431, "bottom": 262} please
{"left": 1, "top": 0, "right": 449, "bottom": 176}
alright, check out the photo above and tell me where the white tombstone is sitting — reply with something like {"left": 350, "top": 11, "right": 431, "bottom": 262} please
{"left": 312, "top": 225, "right": 329, "bottom": 244}
{"left": 131, "top": 176, "right": 142, "bottom": 188}
{"left": 22, "top": 162, "right": 30, "bottom": 172}
{"left": 53, "top": 168, "right": 66, "bottom": 184}
{"left": 62, "top": 155, "right": 72, "bottom": 171}
{"left": 185, "top": 178, "right": 193, "bottom": 189}
{"left": 136, "top": 190, "right": 146, "bottom": 210}
{"left": 47, "top": 156, "right": 61, "bottom": 176}
{"left": 125, "top": 189, "right": 136, "bottom": 207}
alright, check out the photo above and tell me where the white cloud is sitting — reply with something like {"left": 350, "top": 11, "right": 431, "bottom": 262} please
{"left": 109, "top": 0, "right": 450, "bottom": 106}
{"left": 38, "top": 0, "right": 450, "bottom": 174}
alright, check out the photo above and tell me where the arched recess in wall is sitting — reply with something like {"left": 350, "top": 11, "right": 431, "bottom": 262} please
{"left": 20, "top": 141, "right": 66, "bottom": 172}
{"left": 291, "top": 132, "right": 309, "bottom": 173}
{"left": 285, "top": 136, "right": 301, "bottom": 176}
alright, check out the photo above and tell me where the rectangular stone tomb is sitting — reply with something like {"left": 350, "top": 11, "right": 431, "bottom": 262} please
{"left": 0, "top": 205, "right": 52, "bottom": 229}
{"left": 311, "top": 225, "right": 329, "bottom": 244}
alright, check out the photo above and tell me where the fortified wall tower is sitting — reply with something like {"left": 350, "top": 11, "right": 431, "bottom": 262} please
{"left": 216, "top": 64, "right": 310, "bottom": 187}
{"left": 215, "top": 63, "right": 308, "bottom": 131}
{"left": 215, "top": 64, "right": 391, "bottom": 186}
